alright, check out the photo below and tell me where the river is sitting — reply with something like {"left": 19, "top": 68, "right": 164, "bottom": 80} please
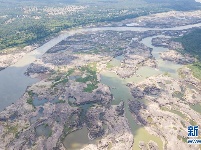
{"left": 0, "top": 22, "right": 201, "bottom": 149}
{"left": 1, "top": 23, "right": 201, "bottom": 112}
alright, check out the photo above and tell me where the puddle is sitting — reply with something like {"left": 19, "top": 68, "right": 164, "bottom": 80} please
{"left": 190, "top": 103, "right": 201, "bottom": 114}
{"left": 30, "top": 107, "right": 44, "bottom": 124}
{"left": 101, "top": 71, "right": 163, "bottom": 150}
{"left": 35, "top": 124, "right": 52, "bottom": 137}
{"left": 63, "top": 126, "right": 97, "bottom": 150}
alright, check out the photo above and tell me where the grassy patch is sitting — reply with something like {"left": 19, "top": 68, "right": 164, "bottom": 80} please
{"left": 66, "top": 68, "right": 75, "bottom": 76}
{"left": 6, "top": 125, "right": 18, "bottom": 137}
{"left": 76, "top": 63, "right": 99, "bottom": 92}
{"left": 56, "top": 100, "right": 66, "bottom": 104}
{"left": 163, "top": 72, "right": 171, "bottom": 77}
{"left": 178, "top": 68, "right": 186, "bottom": 78}
{"left": 176, "top": 29, "right": 201, "bottom": 80}
{"left": 189, "top": 119, "right": 197, "bottom": 126}
{"left": 147, "top": 116, "right": 153, "bottom": 123}
{"left": 188, "top": 62, "right": 201, "bottom": 80}
{"left": 177, "top": 135, "right": 187, "bottom": 143}
{"left": 83, "top": 84, "right": 98, "bottom": 93}
{"left": 27, "top": 90, "right": 34, "bottom": 106}
{"left": 27, "top": 98, "right": 33, "bottom": 105}
{"left": 106, "top": 62, "right": 114, "bottom": 68}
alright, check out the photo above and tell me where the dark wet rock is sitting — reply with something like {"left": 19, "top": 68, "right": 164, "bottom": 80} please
{"left": 115, "top": 101, "right": 124, "bottom": 116}
{"left": 42, "top": 53, "right": 78, "bottom": 66}
{"left": 25, "top": 63, "right": 52, "bottom": 75}
{"left": 129, "top": 100, "right": 147, "bottom": 125}
{"left": 86, "top": 107, "right": 105, "bottom": 139}
{"left": 139, "top": 141, "right": 148, "bottom": 150}
{"left": 0, "top": 67, "right": 5, "bottom": 71}
{"left": 9, "top": 111, "right": 18, "bottom": 121}
{"left": 148, "top": 141, "right": 159, "bottom": 150}
{"left": 144, "top": 86, "right": 161, "bottom": 95}
{"left": 131, "top": 87, "right": 144, "bottom": 99}
{"left": 0, "top": 117, "right": 7, "bottom": 122}
{"left": 152, "top": 37, "right": 170, "bottom": 48}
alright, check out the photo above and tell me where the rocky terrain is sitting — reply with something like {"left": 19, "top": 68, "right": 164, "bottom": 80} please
{"left": 1, "top": 10, "right": 201, "bottom": 150}
{"left": 160, "top": 50, "right": 195, "bottom": 65}
{"left": 119, "top": 10, "right": 201, "bottom": 28}
{"left": 128, "top": 71, "right": 201, "bottom": 150}
{"left": 0, "top": 46, "right": 37, "bottom": 71}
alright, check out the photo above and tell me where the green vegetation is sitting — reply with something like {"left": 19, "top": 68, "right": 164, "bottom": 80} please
{"left": 5, "top": 124, "right": 19, "bottom": 138}
{"left": 27, "top": 90, "right": 34, "bottom": 97}
{"left": 163, "top": 72, "right": 171, "bottom": 77}
{"left": 147, "top": 116, "right": 153, "bottom": 123}
{"left": 66, "top": 68, "right": 75, "bottom": 76}
{"left": 83, "top": 84, "right": 98, "bottom": 93}
{"left": 52, "top": 68, "right": 75, "bottom": 87}
{"left": 178, "top": 29, "right": 201, "bottom": 59}
{"left": 61, "top": 124, "right": 73, "bottom": 141}
{"left": 27, "top": 90, "right": 34, "bottom": 106}
{"left": 44, "top": 123, "right": 49, "bottom": 127}
{"left": 177, "top": 29, "right": 201, "bottom": 80}
{"left": 160, "top": 107, "right": 186, "bottom": 118}
{"left": 27, "top": 98, "right": 33, "bottom": 105}
{"left": 1, "top": 0, "right": 200, "bottom": 51}
{"left": 180, "top": 121, "right": 186, "bottom": 128}
{"left": 189, "top": 119, "right": 197, "bottom": 126}
{"left": 106, "top": 62, "right": 114, "bottom": 69}
{"left": 177, "top": 135, "right": 187, "bottom": 143}
{"left": 56, "top": 100, "right": 66, "bottom": 104}
{"left": 188, "top": 62, "right": 201, "bottom": 80}
{"left": 178, "top": 68, "right": 186, "bottom": 78}
{"left": 76, "top": 63, "right": 99, "bottom": 92}
{"left": 172, "top": 91, "right": 185, "bottom": 101}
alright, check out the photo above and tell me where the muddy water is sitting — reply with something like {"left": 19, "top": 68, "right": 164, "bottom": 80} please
{"left": 63, "top": 126, "right": 97, "bottom": 150}
{"left": 98, "top": 34, "right": 183, "bottom": 149}
{"left": 190, "top": 103, "right": 201, "bottom": 114}
{"left": 101, "top": 71, "right": 163, "bottom": 150}
{"left": 140, "top": 36, "right": 183, "bottom": 78}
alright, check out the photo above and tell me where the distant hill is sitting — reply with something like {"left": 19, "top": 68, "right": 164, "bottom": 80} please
{"left": 145, "top": 0, "right": 201, "bottom": 10}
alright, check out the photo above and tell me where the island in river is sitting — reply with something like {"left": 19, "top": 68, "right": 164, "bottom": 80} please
{"left": 0, "top": 10, "right": 201, "bottom": 150}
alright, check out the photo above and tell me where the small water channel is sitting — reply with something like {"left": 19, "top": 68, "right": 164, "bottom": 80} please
{"left": 1, "top": 23, "right": 201, "bottom": 111}
{"left": 63, "top": 98, "right": 96, "bottom": 150}
{"left": 35, "top": 123, "right": 52, "bottom": 137}
{"left": 0, "top": 22, "right": 201, "bottom": 149}
{"left": 58, "top": 34, "right": 184, "bottom": 149}
{"left": 101, "top": 71, "right": 163, "bottom": 150}
{"left": 190, "top": 103, "right": 201, "bottom": 114}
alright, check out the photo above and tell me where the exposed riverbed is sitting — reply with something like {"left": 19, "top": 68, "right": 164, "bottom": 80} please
{"left": 0, "top": 23, "right": 201, "bottom": 111}
{"left": 63, "top": 34, "right": 184, "bottom": 149}
{"left": 0, "top": 22, "right": 201, "bottom": 149}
